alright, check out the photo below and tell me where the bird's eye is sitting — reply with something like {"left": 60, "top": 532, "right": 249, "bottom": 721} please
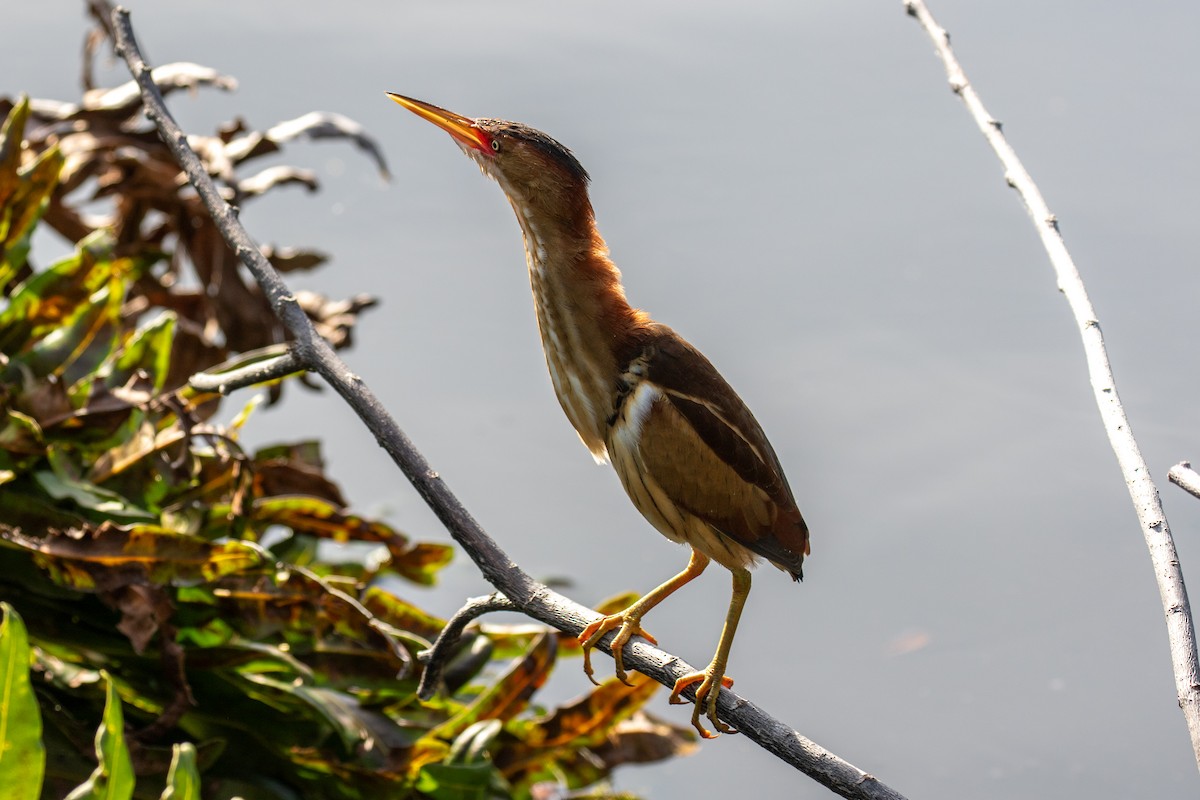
{"left": 490, "top": 139, "right": 501, "bottom": 152}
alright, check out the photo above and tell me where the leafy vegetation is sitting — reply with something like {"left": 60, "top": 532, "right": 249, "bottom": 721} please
{"left": 0, "top": 24, "right": 692, "bottom": 799}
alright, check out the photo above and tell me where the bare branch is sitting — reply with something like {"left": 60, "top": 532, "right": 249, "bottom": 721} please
{"left": 188, "top": 348, "right": 303, "bottom": 394}
{"left": 417, "top": 592, "right": 514, "bottom": 701}
{"left": 904, "top": 0, "right": 1200, "bottom": 772}
{"left": 1170, "top": 462, "right": 1200, "bottom": 501}
{"left": 113, "top": 7, "right": 907, "bottom": 798}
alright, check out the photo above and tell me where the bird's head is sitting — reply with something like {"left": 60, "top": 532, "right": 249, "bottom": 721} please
{"left": 388, "top": 93, "right": 593, "bottom": 231}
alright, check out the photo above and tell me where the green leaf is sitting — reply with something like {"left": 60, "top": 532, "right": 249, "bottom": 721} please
{"left": 65, "top": 671, "right": 135, "bottom": 800}
{"left": 1, "top": 144, "right": 65, "bottom": 290}
{"left": 0, "top": 230, "right": 117, "bottom": 357}
{"left": 240, "top": 673, "right": 385, "bottom": 763}
{"left": 103, "top": 311, "right": 177, "bottom": 393}
{"left": 27, "top": 282, "right": 121, "bottom": 379}
{"left": 160, "top": 743, "right": 200, "bottom": 800}
{"left": 390, "top": 541, "right": 454, "bottom": 587}
{"left": 0, "top": 524, "right": 264, "bottom": 591}
{"left": 250, "top": 495, "right": 396, "bottom": 543}
{"left": 228, "top": 391, "right": 264, "bottom": 435}
{"left": 0, "top": 410, "right": 45, "bottom": 458}
{"left": 446, "top": 720, "right": 502, "bottom": 765}
{"left": 0, "top": 603, "right": 45, "bottom": 799}
{"left": 0, "top": 96, "right": 31, "bottom": 214}
{"left": 361, "top": 586, "right": 446, "bottom": 642}
{"left": 32, "top": 469, "right": 155, "bottom": 521}
{"left": 6, "top": 145, "right": 64, "bottom": 242}
{"left": 250, "top": 496, "right": 453, "bottom": 585}
{"left": 415, "top": 762, "right": 498, "bottom": 800}
{"left": 434, "top": 634, "right": 556, "bottom": 742}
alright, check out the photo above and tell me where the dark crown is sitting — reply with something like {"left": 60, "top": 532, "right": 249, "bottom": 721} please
{"left": 477, "top": 119, "right": 590, "bottom": 184}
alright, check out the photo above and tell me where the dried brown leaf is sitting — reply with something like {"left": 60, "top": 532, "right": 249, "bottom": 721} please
{"left": 253, "top": 445, "right": 347, "bottom": 507}
{"left": 226, "top": 112, "right": 390, "bottom": 178}
{"left": 82, "top": 63, "right": 238, "bottom": 115}
{"left": 590, "top": 712, "right": 699, "bottom": 767}
{"left": 108, "top": 582, "right": 172, "bottom": 654}
{"left": 260, "top": 245, "right": 327, "bottom": 274}
{"left": 526, "top": 674, "right": 658, "bottom": 749}
{"left": 295, "top": 291, "right": 378, "bottom": 349}
{"left": 237, "top": 166, "right": 317, "bottom": 198}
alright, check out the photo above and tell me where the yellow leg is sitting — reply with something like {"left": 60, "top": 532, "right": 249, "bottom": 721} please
{"left": 668, "top": 567, "right": 751, "bottom": 738}
{"left": 579, "top": 549, "right": 710, "bottom": 685}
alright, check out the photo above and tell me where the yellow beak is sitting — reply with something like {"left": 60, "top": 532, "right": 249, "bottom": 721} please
{"left": 386, "top": 93, "right": 491, "bottom": 153}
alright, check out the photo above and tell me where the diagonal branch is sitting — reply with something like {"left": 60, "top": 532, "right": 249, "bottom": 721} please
{"left": 111, "top": 6, "right": 907, "bottom": 799}
{"left": 904, "top": 0, "right": 1200, "bottom": 772}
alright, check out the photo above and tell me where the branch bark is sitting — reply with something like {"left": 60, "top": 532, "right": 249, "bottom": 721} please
{"left": 188, "top": 347, "right": 302, "bottom": 394}
{"left": 112, "top": 6, "right": 907, "bottom": 799}
{"left": 904, "top": 0, "right": 1200, "bottom": 772}
{"left": 1169, "top": 462, "right": 1200, "bottom": 502}
{"left": 417, "top": 592, "right": 514, "bottom": 701}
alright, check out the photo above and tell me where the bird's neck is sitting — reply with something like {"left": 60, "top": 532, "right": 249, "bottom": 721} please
{"left": 510, "top": 201, "right": 646, "bottom": 463}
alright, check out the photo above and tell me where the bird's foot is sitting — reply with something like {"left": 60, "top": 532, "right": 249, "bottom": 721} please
{"left": 669, "top": 669, "right": 736, "bottom": 739}
{"left": 578, "top": 613, "right": 657, "bottom": 686}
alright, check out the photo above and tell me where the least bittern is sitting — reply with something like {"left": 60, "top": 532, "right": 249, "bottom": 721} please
{"left": 389, "top": 94, "right": 810, "bottom": 738}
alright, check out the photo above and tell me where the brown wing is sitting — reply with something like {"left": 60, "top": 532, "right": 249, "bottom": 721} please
{"left": 626, "top": 324, "right": 810, "bottom": 579}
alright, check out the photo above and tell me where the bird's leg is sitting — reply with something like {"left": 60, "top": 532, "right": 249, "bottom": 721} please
{"left": 579, "top": 549, "right": 709, "bottom": 686}
{"left": 668, "top": 567, "right": 751, "bottom": 739}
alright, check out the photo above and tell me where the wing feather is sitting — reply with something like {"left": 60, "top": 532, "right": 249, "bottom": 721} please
{"left": 617, "top": 324, "right": 810, "bottom": 577}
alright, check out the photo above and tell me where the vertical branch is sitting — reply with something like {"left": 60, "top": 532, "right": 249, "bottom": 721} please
{"left": 904, "top": 0, "right": 1200, "bottom": 771}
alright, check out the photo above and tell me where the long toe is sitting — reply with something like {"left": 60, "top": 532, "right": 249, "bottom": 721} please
{"left": 703, "top": 679, "right": 737, "bottom": 735}
{"left": 579, "top": 612, "right": 655, "bottom": 685}
{"left": 579, "top": 616, "right": 623, "bottom": 685}
{"left": 609, "top": 619, "right": 656, "bottom": 684}
{"left": 669, "top": 672, "right": 732, "bottom": 704}
{"left": 672, "top": 671, "right": 736, "bottom": 737}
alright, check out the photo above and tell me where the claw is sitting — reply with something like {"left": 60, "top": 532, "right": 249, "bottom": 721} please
{"left": 578, "top": 617, "right": 611, "bottom": 686}
{"left": 669, "top": 670, "right": 737, "bottom": 738}
{"left": 578, "top": 613, "right": 655, "bottom": 685}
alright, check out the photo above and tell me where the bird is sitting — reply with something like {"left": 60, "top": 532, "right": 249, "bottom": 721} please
{"left": 388, "top": 93, "right": 810, "bottom": 738}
